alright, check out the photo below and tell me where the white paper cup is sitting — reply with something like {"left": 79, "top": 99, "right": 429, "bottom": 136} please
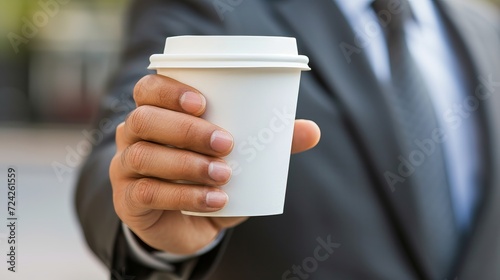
{"left": 148, "top": 36, "right": 309, "bottom": 216}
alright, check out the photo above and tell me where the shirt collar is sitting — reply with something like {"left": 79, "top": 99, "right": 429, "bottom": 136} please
{"left": 336, "top": 0, "right": 433, "bottom": 27}
{"left": 336, "top": 0, "right": 374, "bottom": 17}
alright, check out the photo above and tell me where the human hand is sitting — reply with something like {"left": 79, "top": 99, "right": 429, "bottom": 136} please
{"left": 110, "top": 74, "right": 320, "bottom": 254}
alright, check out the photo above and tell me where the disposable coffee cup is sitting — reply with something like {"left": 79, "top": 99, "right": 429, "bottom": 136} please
{"left": 149, "top": 36, "right": 310, "bottom": 216}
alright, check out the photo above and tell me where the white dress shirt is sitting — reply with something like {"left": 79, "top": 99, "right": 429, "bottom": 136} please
{"left": 123, "top": 223, "right": 226, "bottom": 271}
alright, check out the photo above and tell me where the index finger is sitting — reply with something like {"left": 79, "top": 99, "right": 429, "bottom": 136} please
{"left": 133, "top": 74, "right": 206, "bottom": 116}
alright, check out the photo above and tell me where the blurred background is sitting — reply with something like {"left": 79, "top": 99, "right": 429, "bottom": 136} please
{"left": 0, "top": 0, "right": 498, "bottom": 279}
{"left": 0, "top": 0, "right": 127, "bottom": 279}
{"left": 0, "top": 0, "right": 126, "bottom": 124}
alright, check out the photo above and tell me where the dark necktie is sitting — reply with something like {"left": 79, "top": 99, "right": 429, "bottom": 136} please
{"left": 371, "top": 0, "right": 459, "bottom": 276}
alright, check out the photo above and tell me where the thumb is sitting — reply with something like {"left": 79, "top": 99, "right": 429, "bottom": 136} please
{"left": 291, "top": 120, "right": 321, "bottom": 154}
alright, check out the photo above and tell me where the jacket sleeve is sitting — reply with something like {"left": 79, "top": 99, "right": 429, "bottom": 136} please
{"left": 74, "top": 1, "right": 232, "bottom": 279}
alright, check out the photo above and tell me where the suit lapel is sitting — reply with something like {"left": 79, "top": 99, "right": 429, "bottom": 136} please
{"left": 437, "top": 0, "right": 500, "bottom": 278}
{"left": 272, "top": 0, "right": 457, "bottom": 278}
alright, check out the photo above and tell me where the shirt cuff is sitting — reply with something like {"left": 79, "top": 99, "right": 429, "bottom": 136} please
{"left": 121, "top": 223, "right": 226, "bottom": 270}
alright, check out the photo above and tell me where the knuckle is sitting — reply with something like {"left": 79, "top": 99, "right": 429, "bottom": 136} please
{"left": 176, "top": 152, "right": 193, "bottom": 174}
{"left": 111, "top": 180, "right": 134, "bottom": 221}
{"left": 133, "top": 75, "right": 153, "bottom": 103}
{"left": 127, "top": 106, "right": 154, "bottom": 137}
{"left": 112, "top": 190, "right": 126, "bottom": 220}
{"left": 110, "top": 155, "right": 121, "bottom": 179}
{"left": 122, "top": 142, "right": 151, "bottom": 173}
{"left": 176, "top": 153, "right": 208, "bottom": 180}
{"left": 157, "top": 82, "right": 178, "bottom": 107}
{"left": 129, "top": 178, "right": 157, "bottom": 207}
{"left": 115, "top": 122, "right": 125, "bottom": 136}
{"left": 171, "top": 186, "right": 192, "bottom": 210}
{"left": 109, "top": 157, "right": 128, "bottom": 218}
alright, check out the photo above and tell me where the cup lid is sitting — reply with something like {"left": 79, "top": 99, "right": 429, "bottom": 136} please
{"left": 148, "top": 36, "right": 310, "bottom": 70}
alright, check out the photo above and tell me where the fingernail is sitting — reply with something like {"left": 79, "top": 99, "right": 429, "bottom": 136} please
{"left": 180, "top": 91, "right": 205, "bottom": 115}
{"left": 210, "top": 130, "right": 233, "bottom": 153}
{"left": 206, "top": 191, "right": 228, "bottom": 208}
{"left": 208, "top": 161, "right": 232, "bottom": 182}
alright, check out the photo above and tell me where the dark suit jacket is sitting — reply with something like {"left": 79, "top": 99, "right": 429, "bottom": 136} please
{"left": 75, "top": 0, "right": 500, "bottom": 279}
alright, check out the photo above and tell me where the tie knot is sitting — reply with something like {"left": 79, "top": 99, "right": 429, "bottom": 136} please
{"left": 371, "top": 0, "right": 413, "bottom": 34}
